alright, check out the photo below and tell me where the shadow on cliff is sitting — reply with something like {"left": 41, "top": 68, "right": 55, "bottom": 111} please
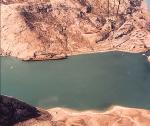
{"left": 0, "top": 95, "right": 41, "bottom": 126}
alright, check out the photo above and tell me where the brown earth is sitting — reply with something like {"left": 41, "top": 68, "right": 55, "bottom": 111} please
{"left": 14, "top": 106, "right": 150, "bottom": 126}
{"left": 1, "top": 0, "right": 150, "bottom": 60}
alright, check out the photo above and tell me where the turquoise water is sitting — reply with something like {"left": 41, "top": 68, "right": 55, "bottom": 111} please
{"left": 1, "top": 52, "right": 150, "bottom": 110}
{"left": 1, "top": 1, "right": 150, "bottom": 110}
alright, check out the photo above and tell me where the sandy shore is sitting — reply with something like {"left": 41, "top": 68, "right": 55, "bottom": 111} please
{"left": 1, "top": 95, "right": 150, "bottom": 126}
{"left": 13, "top": 106, "right": 150, "bottom": 126}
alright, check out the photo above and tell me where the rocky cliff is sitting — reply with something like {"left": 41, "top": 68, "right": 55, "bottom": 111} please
{"left": 1, "top": 0, "right": 150, "bottom": 60}
{"left": 0, "top": 95, "right": 52, "bottom": 126}
{"left": 0, "top": 95, "right": 150, "bottom": 126}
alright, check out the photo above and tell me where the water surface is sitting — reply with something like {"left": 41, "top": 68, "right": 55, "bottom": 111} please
{"left": 1, "top": 52, "right": 150, "bottom": 110}
{"left": 1, "top": 1, "right": 150, "bottom": 110}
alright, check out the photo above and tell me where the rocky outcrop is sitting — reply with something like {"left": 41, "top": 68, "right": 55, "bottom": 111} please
{"left": 0, "top": 95, "right": 52, "bottom": 126}
{"left": 1, "top": 95, "right": 150, "bottom": 126}
{"left": 0, "top": 0, "right": 150, "bottom": 60}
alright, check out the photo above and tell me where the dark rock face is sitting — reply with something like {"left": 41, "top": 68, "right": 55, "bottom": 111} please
{"left": 20, "top": 3, "right": 53, "bottom": 31}
{"left": 129, "top": 0, "right": 141, "bottom": 7}
{"left": 0, "top": 95, "right": 40, "bottom": 126}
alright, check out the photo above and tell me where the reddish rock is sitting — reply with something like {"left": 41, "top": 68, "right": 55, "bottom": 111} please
{"left": 0, "top": 0, "right": 150, "bottom": 60}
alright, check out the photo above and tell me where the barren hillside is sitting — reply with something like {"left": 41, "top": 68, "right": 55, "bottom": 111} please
{"left": 1, "top": 0, "right": 150, "bottom": 60}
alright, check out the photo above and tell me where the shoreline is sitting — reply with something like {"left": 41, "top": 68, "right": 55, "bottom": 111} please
{"left": 68, "top": 49, "right": 150, "bottom": 57}
{"left": 1, "top": 95, "right": 150, "bottom": 126}
{"left": 1, "top": 50, "right": 150, "bottom": 64}
{"left": 1, "top": 0, "right": 150, "bottom": 61}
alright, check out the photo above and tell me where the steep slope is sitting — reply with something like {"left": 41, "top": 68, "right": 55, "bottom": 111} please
{"left": 1, "top": 0, "right": 150, "bottom": 60}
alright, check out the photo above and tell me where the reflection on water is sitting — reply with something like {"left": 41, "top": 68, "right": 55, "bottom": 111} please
{"left": 1, "top": 52, "right": 150, "bottom": 110}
